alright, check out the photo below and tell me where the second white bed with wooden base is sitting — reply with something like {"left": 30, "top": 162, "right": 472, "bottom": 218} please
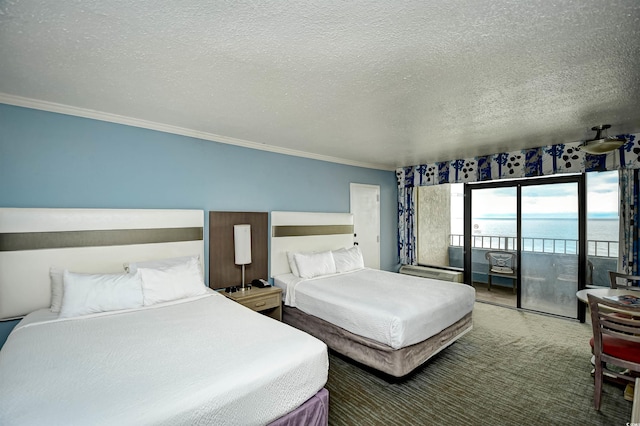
{"left": 271, "top": 211, "right": 475, "bottom": 378}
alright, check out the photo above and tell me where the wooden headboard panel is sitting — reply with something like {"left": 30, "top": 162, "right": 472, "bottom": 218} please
{"left": 208, "top": 211, "right": 268, "bottom": 289}
{"left": 0, "top": 208, "right": 204, "bottom": 321}
{"left": 270, "top": 211, "right": 354, "bottom": 278}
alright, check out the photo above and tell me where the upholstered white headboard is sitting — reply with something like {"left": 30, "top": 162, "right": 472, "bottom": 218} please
{"left": 270, "top": 211, "right": 354, "bottom": 278}
{"left": 0, "top": 208, "right": 204, "bottom": 320}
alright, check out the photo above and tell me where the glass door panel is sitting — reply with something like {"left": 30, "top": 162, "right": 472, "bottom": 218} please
{"left": 470, "top": 187, "right": 517, "bottom": 307}
{"left": 520, "top": 182, "right": 579, "bottom": 318}
{"left": 466, "top": 175, "right": 584, "bottom": 318}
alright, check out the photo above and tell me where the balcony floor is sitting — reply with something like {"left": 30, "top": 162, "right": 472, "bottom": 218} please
{"left": 472, "top": 281, "right": 516, "bottom": 307}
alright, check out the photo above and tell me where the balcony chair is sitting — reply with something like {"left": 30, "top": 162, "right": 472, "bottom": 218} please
{"left": 485, "top": 251, "right": 517, "bottom": 293}
{"left": 609, "top": 271, "right": 640, "bottom": 290}
{"left": 587, "top": 294, "right": 640, "bottom": 410}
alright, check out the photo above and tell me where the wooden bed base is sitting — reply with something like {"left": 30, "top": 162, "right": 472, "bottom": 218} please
{"left": 283, "top": 306, "right": 473, "bottom": 378}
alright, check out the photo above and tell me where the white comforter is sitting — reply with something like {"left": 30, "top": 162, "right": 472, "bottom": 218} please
{"left": 0, "top": 291, "right": 328, "bottom": 426}
{"left": 275, "top": 268, "right": 475, "bottom": 349}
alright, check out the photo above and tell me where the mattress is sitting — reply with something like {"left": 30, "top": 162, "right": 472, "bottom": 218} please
{"left": 274, "top": 268, "right": 475, "bottom": 349}
{"left": 0, "top": 292, "right": 328, "bottom": 426}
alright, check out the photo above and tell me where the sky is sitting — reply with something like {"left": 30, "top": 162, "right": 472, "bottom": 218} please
{"left": 450, "top": 170, "right": 619, "bottom": 220}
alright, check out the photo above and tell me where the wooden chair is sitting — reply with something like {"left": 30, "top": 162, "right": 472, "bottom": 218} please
{"left": 587, "top": 293, "right": 640, "bottom": 410}
{"left": 485, "top": 251, "right": 517, "bottom": 293}
{"left": 609, "top": 271, "right": 640, "bottom": 290}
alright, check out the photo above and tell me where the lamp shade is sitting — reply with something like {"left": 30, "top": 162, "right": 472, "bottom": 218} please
{"left": 234, "top": 224, "right": 252, "bottom": 265}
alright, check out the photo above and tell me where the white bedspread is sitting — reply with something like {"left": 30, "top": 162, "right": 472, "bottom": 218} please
{"left": 0, "top": 292, "right": 328, "bottom": 426}
{"left": 274, "top": 268, "right": 475, "bottom": 349}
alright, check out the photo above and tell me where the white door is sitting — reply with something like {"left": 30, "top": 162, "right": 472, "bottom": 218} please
{"left": 350, "top": 183, "right": 380, "bottom": 269}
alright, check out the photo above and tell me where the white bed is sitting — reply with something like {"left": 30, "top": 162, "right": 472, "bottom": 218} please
{"left": 271, "top": 211, "right": 475, "bottom": 377}
{"left": 0, "top": 208, "right": 329, "bottom": 425}
{"left": 274, "top": 268, "right": 475, "bottom": 350}
{"left": 0, "top": 291, "right": 327, "bottom": 425}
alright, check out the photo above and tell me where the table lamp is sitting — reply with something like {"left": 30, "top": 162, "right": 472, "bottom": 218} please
{"left": 234, "top": 224, "right": 252, "bottom": 291}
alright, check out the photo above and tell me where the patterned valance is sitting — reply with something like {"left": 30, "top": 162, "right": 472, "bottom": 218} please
{"left": 397, "top": 134, "right": 638, "bottom": 188}
{"left": 396, "top": 133, "right": 639, "bottom": 266}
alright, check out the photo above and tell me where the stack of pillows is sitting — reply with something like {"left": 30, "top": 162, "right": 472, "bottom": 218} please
{"left": 287, "top": 245, "right": 365, "bottom": 279}
{"left": 49, "top": 255, "right": 207, "bottom": 319}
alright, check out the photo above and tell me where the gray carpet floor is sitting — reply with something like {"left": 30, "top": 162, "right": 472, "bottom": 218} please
{"left": 325, "top": 301, "right": 633, "bottom": 425}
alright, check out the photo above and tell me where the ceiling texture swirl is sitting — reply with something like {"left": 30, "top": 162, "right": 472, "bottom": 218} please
{"left": 1, "top": 0, "right": 639, "bottom": 170}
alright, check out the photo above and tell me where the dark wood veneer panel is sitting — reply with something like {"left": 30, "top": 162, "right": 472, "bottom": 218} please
{"left": 209, "top": 211, "right": 268, "bottom": 289}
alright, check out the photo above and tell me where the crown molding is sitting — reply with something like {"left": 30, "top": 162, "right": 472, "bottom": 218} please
{"left": 0, "top": 93, "right": 393, "bottom": 171}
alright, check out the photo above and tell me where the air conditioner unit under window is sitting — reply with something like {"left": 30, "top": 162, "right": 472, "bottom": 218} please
{"left": 399, "top": 265, "right": 464, "bottom": 283}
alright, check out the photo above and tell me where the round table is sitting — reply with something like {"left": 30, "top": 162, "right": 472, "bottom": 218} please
{"left": 576, "top": 287, "right": 636, "bottom": 304}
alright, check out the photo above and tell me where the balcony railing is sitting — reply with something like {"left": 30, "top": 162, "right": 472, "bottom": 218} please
{"left": 450, "top": 234, "right": 618, "bottom": 258}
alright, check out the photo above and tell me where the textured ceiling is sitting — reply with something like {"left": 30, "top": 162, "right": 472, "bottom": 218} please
{"left": 1, "top": 0, "right": 639, "bottom": 170}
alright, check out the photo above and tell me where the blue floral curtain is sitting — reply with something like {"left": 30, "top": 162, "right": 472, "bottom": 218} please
{"left": 397, "top": 134, "right": 640, "bottom": 266}
{"left": 397, "top": 169, "right": 416, "bottom": 265}
{"left": 619, "top": 168, "right": 639, "bottom": 275}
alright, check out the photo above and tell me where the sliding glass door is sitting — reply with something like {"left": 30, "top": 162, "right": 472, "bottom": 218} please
{"left": 469, "top": 186, "right": 517, "bottom": 308}
{"left": 464, "top": 175, "right": 586, "bottom": 319}
{"left": 520, "top": 182, "right": 581, "bottom": 317}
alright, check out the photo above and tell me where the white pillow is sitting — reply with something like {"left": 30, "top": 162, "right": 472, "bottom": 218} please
{"left": 287, "top": 252, "right": 301, "bottom": 277}
{"left": 332, "top": 246, "right": 365, "bottom": 273}
{"left": 49, "top": 267, "right": 64, "bottom": 313}
{"left": 138, "top": 257, "right": 207, "bottom": 306}
{"left": 294, "top": 251, "right": 337, "bottom": 279}
{"left": 124, "top": 255, "right": 201, "bottom": 275}
{"left": 59, "top": 271, "right": 144, "bottom": 318}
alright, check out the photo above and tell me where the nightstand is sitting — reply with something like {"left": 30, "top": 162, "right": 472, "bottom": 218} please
{"left": 223, "top": 286, "right": 282, "bottom": 321}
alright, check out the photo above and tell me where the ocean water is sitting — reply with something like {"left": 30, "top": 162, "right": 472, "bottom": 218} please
{"left": 463, "top": 218, "right": 618, "bottom": 241}
{"left": 455, "top": 218, "right": 619, "bottom": 256}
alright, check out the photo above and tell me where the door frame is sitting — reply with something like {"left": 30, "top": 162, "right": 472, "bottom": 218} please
{"left": 463, "top": 174, "right": 587, "bottom": 320}
{"left": 350, "top": 183, "right": 381, "bottom": 269}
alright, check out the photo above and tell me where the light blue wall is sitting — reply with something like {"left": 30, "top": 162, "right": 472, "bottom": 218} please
{"left": 0, "top": 103, "right": 398, "bottom": 347}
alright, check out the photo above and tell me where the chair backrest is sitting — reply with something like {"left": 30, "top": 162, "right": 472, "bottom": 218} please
{"left": 485, "top": 251, "right": 516, "bottom": 273}
{"left": 587, "top": 293, "right": 640, "bottom": 371}
{"left": 608, "top": 271, "right": 640, "bottom": 290}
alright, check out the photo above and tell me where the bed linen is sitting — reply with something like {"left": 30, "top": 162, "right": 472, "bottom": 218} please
{"left": 274, "top": 268, "right": 475, "bottom": 349}
{"left": 269, "top": 387, "right": 329, "bottom": 426}
{"left": 0, "top": 291, "right": 328, "bottom": 426}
